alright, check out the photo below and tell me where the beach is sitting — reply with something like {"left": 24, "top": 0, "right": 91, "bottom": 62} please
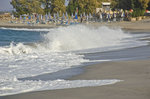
{"left": 1, "top": 60, "right": 150, "bottom": 99}
{"left": 0, "top": 18, "right": 150, "bottom": 99}
{"left": 1, "top": 17, "right": 150, "bottom": 30}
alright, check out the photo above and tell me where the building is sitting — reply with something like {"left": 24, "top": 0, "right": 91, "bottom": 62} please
{"left": 102, "top": 2, "right": 111, "bottom": 12}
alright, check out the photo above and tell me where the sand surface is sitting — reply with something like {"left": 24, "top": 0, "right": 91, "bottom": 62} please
{"left": 1, "top": 60, "right": 150, "bottom": 99}
{"left": 1, "top": 18, "right": 150, "bottom": 99}
{"left": 1, "top": 18, "right": 150, "bottom": 30}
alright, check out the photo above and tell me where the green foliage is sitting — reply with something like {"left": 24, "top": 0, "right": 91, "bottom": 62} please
{"left": 147, "top": 1, "right": 150, "bottom": 10}
{"left": 67, "top": 0, "right": 78, "bottom": 15}
{"left": 51, "top": 0, "right": 66, "bottom": 15}
{"left": 67, "top": 0, "right": 99, "bottom": 15}
{"left": 110, "top": 0, "right": 119, "bottom": 10}
{"left": 138, "top": 0, "right": 149, "bottom": 9}
{"left": 116, "top": 0, "right": 134, "bottom": 10}
{"left": 11, "top": 0, "right": 66, "bottom": 16}
{"left": 11, "top": 0, "right": 44, "bottom": 16}
{"left": 132, "top": 8, "right": 145, "bottom": 17}
{"left": 114, "top": 0, "right": 149, "bottom": 10}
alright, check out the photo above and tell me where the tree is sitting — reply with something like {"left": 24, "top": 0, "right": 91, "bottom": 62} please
{"left": 114, "top": 0, "right": 149, "bottom": 10}
{"left": 117, "top": 0, "right": 134, "bottom": 10}
{"left": 11, "top": 0, "right": 44, "bottom": 16}
{"left": 138, "top": 0, "right": 149, "bottom": 9}
{"left": 67, "top": 0, "right": 99, "bottom": 15}
{"left": 147, "top": 1, "right": 150, "bottom": 10}
{"left": 110, "top": 0, "right": 119, "bottom": 10}
{"left": 40, "top": 0, "right": 52, "bottom": 14}
{"left": 51, "top": 0, "right": 66, "bottom": 15}
{"left": 67, "top": 0, "right": 78, "bottom": 15}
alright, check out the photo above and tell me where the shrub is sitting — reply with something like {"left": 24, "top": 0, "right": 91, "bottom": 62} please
{"left": 132, "top": 9, "right": 145, "bottom": 17}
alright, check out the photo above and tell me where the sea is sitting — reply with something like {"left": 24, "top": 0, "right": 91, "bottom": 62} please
{"left": 0, "top": 25, "right": 150, "bottom": 96}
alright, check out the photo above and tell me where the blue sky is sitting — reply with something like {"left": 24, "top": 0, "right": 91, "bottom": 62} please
{"left": 0, "top": 0, "right": 13, "bottom": 11}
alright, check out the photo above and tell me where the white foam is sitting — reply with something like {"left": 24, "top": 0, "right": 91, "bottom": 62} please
{"left": 43, "top": 25, "right": 131, "bottom": 52}
{"left": 0, "top": 52, "right": 88, "bottom": 79}
{"left": 0, "top": 78, "right": 122, "bottom": 96}
{"left": 0, "top": 25, "right": 148, "bottom": 96}
{"left": 0, "top": 25, "right": 148, "bottom": 55}
{"left": 0, "top": 27, "right": 50, "bottom": 32}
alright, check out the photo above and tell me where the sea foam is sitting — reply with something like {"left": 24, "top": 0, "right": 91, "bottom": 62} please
{"left": 0, "top": 25, "right": 148, "bottom": 96}
{"left": 0, "top": 25, "right": 142, "bottom": 55}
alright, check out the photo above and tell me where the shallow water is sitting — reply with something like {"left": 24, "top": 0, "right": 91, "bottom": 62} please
{"left": 0, "top": 25, "right": 150, "bottom": 96}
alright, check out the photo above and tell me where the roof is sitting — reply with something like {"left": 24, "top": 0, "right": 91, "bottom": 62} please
{"left": 102, "top": 2, "right": 111, "bottom": 6}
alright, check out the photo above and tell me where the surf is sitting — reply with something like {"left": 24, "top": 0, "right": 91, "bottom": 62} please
{"left": 0, "top": 25, "right": 145, "bottom": 55}
{"left": 0, "top": 25, "right": 148, "bottom": 96}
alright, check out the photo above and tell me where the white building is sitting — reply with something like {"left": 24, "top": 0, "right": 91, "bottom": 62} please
{"left": 102, "top": 2, "right": 111, "bottom": 12}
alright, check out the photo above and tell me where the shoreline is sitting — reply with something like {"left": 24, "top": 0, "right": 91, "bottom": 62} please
{"left": 1, "top": 59, "right": 150, "bottom": 99}
{"left": 1, "top": 18, "right": 150, "bottom": 99}
{"left": 1, "top": 18, "right": 150, "bottom": 30}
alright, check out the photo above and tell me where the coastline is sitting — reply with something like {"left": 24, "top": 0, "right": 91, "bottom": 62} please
{"left": 0, "top": 22, "right": 58, "bottom": 29}
{"left": 1, "top": 18, "right": 150, "bottom": 99}
{"left": 1, "top": 18, "right": 150, "bottom": 30}
{"left": 1, "top": 60, "right": 150, "bottom": 99}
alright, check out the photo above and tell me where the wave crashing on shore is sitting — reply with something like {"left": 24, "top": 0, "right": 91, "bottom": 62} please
{"left": 0, "top": 25, "right": 148, "bottom": 96}
{"left": 0, "top": 25, "right": 144, "bottom": 55}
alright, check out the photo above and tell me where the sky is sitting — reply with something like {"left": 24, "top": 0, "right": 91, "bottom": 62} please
{"left": 0, "top": 0, "right": 13, "bottom": 11}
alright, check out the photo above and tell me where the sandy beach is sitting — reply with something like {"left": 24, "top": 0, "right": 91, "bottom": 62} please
{"left": 1, "top": 60, "right": 150, "bottom": 99}
{"left": 0, "top": 21, "right": 57, "bottom": 29}
{"left": 0, "top": 18, "right": 150, "bottom": 99}
{"left": 1, "top": 17, "right": 150, "bottom": 30}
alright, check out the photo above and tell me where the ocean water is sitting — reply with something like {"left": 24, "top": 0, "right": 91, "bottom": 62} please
{"left": 0, "top": 25, "right": 150, "bottom": 96}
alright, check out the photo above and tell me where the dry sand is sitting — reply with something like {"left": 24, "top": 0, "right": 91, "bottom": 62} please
{"left": 1, "top": 18, "right": 150, "bottom": 30}
{"left": 1, "top": 60, "right": 150, "bottom": 99}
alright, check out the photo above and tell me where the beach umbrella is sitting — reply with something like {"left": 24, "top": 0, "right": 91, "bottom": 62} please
{"left": 36, "top": 14, "right": 40, "bottom": 23}
{"left": 20, "top": 15, "right": 22, "bottom": 20}
{"left": 121, "top": 12, "right": 125, "bottom": 18}
{"left": 37, "top": 14, "right": 39, "bottom": 20}
{"left": 72, "top": 13, "right": 74, "bottom": 19}
{"left": 40, "top": 15, "right": 43, "bottom": 20}
{"left": 32, "top": 14, "right": 35, "bottom": 20}
{"left": 66, "top": 12, "right": 68, "bottom": 19}
{"left": 113, "top": 12, "right": 116, "bottom": 18}
{"left": 89, "top": 13, "right": 92, "bottom": 18}
{"left": 62, "top": 13, "right": 65, "bottom": 20}
{"left": 45, "top": 14, "right": 48, "bottom": 21}
{"left": 80, "top": 14, "right": 82, "bottom": 18}
{"left": 57, "top": 12, "right": 59, "bottom": 19}
{"left": 100, "top": 13, "right": 103, "bottom": 19}
{"left": 11, "top": 14, "right": 14, "bottom": 19}
{"left": 86, "top": 14, "right": 89, "bottom": 21}
{"left": 74, "top": 13, "right": 78, "bottom": 20}
{"left": 48, "top": 13, "right": 51, "bottom": 20}
{"left": 53, "top": 13, "right": 56, "bottom": 22}
{"left": 108, "top": 13, "right": 111, "bottom": 19}
{"left": 28, "top": 15, "right": 31, "bottom": 20}
{"left": 83, "top": 12, "right": 85, "bottom": 17}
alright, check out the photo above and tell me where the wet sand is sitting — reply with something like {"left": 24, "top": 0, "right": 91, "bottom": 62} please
{"left": 1, "top": 60, "right": 150, "bottom": 99}
{"left": 1, "top": 18, "right": 150, "bottom": 99}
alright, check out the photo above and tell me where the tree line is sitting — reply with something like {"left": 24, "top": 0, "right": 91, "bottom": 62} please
{"left": 11, "top": 0, "right": 150, "bottom": 17}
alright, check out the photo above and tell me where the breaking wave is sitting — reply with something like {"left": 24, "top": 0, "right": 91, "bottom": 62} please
{"left": 0, "top": 25, "right": 148, "bottom": 96}
{"left": 0, "top": 25, "right": 145, "bottom": 55}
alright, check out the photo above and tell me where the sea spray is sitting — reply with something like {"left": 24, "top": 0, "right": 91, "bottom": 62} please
{"left": 0, "top": 25, "right": 132, "bottom": 54}
{"left": 0, "top": 25, "right": 147, "bottom": 96}
{"left": 43, "top": 25, "right": 131, "bottom": 52}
